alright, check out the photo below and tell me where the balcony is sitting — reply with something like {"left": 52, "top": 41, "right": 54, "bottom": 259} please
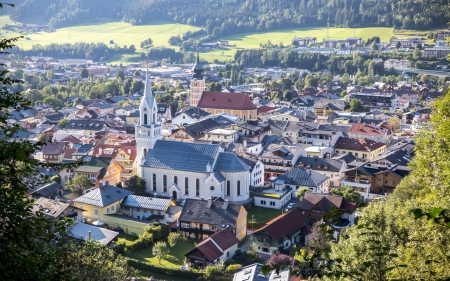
{"left": 341, "top": 179, "right": 371, "bottom": 190}
{"left": 179, "top": 226, "right": 215, "bottom": 235}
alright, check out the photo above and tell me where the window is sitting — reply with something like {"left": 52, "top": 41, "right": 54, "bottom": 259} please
{"left": 163, "top": 175, "right": 167, "bottom": 192}
{"left": 237, "top": 180, "right": 241, "bottom": 196}
{"left": 270, "top": 202, "right": 275, "bottom": 206}
{"left": 355, "top": 153, "right": 358, "bottom": 157}
{"left": 153, "top": 174, "right": 156, "bottom": 191}
{"left": 124, "top": 207, "right": 129, "bottom": 211}
{"left": 185, "top": 177, "right": 189, "bottom": 194}
{"left": 227, "top": 180, "right": 230, "bottom": 196}
{"left": 111, "top": 205, "right": 114, "bottom": 211}
{"left": 107, "top": 208, "right": 110, "bottom": 214}
{"left": 144, "top": 113, "right": 148, "bottom": 125}
{"left": 143, "top": 148, "right": 147, "bottom": 156}
{"left": 196, "top": 178, "right": 200, "bottom": 196}
{"left": 143, "top": 209, "right": 147, "bottom": 213}
{"left": 210, "top": 186, "right": 215, "bottom": 190}
{"left": 137, "top": 208, "right": 141, "bottom": 212}
{"left": 174, "top": 176, "right": 177, "bottom": 185}
{"left": 260, "top": 200, "right": 266, "bottom": 205}
{"left": 94, "top": 208, "right": 98, "bottom": 215}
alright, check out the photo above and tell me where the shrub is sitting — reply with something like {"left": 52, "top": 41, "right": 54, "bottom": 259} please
{"left": 126, "top": 233, "right": 153, "bottom": 252}
{"left": 168, "top": 232, "right": 187, "bottom": 248}
{"left": 127, "top": 259, "right": 202, "bottom": 279}
{"left": 226, "top": 264, "right": 242, "bottom": 273}
{"left": 145, "top": 223, "right": 170, "bottom": 242}
{"left": 204, "top": 265, "right": 221, "bottom": 278}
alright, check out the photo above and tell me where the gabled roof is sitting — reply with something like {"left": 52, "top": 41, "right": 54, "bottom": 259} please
{"left": 142, "top": 140, "right": 220, "bottom": 173}
{"left": 274, "top": 167, "right": 329, "bottom": 188}
{"left": 29, "top": 181, "right": 62, "bottom": 197}
{"left": 66, "top": 119, "right": 105, "bottom": 130}
{"left": 73, "top": 185, "right": 133, "bottom": 207}
{"left": 60, "top": 135, "right": 82, "bottom": 144}
{"left": 188, "top": 228, "right": 239, "bottom": 262}
{"left": 121, "top": 195, "right": 172, "bottom": 211}
{"left": 213, "top": 152, "right": 250, "bottom": 172}
{"left": 180, "top": 107, "right": 210, "bottom": 119}
{"left": 334, "top": 137, "right": 386, "bottom": 152}
{"left": 179, "top": 198, "right": 242, "bottom": 226}
{"left": 198, "top": 92, "right": 256, "bottom": 110}
{"left": 297, "top": 157, "right": 344, "bottom": 172}
{"left": 69, "top": 221, "right": 119, "bottom": 245}
{"left": 253, "top": 209, "right": 307, "bottom": 241}
{"left": 42, "top": 142, "right": 65, "bottom": 155}
{"left": 350, "top": 123, "right": 386, "bottom": 136}
{"left": 300, "top": 193, "right": 356, "bottom": 214}
{"left": 313, "top": 99, "right": 346, "bottom": 111}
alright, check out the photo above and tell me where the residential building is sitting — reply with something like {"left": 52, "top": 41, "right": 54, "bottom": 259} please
{"left": 65, "top": 119, "right": 107, "bottom": 137}
{"left": 424, "top": 48, "right": 450, "bottom": 59}
{"left": 342, "top": 162, "right": 410, "bottom": 201}
{"left": 177, "top": 198, "right": 247, "bottom": 241}
{"left": 293, "top": 37, "right": 317, "bottom": 46}
{"left": 120, "top": 195, "right": 181, "bottom": 224}
{"left": 334, "top": 137, "right": 386, "bottom": 161}
{"left": 73, "top": 156, "right": 111, "bottom": 188}
{"left": 197, "top": 92, "right": 257, "bottom": 121}
{"left": 300, "top": 193, "right": 356, "bottom": 228}
{"left": 252, "top": 209, "right": 307, "bottom": 255}
{"left": 390, "top": 37, "right": 424, "bottom": 48}
{"left": 42, "top": 142, "right": 65, "bottom": 163}
{"left": 259, "top": 144, "right": 306, "bottom": 179}
{"left": 384, "top": 59, "right": 411, "bottom": 69}
{"left": 202, "top": 128, "right": 239, "bottom": 143}
{"left": 348, "top": 123, "right": 391, "bottom": 143}
{"left": 69, "top": 221, "right": 119, "bottom": 245}
{"left": 238, "top": 153, "right": 265, "bottom": 187}
{"left": 157, "top": 103, "right": 171, "bottom": 121}
{"left": 185, "top": 228, "right": 238, "bottom": 268}
{"left": 297, "top": 126, "right": 343, "bottom": 147}
{"left": 297, "top": 157, "right": 347, "bottom": 187}
{"left": 313, "top": 99, "right": 346, "bottom": 116}
{"left": 172, "top": 107, "right": 210, "bottom": 126}
{"left": 32, "top": 197, "right": 83, "bottom": 222}
{"left": 28, "top": 181, "right": 63, "bottom": 199}
{"left": 349, "top": 92, "right": 397, "bottom": 111}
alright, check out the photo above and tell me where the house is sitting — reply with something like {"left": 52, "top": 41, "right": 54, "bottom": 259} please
{"left": 259, "top": 144, "right": 306, "bottom": 179}
{"left": 252, "top": 209, "right": 308, "bottom": 255}
{"left": 202, "top": 128, "right": 239, "bottom": 143}
{"left": 296, "top": 126, "right": 343, "bottom": 147}
{"left": 313, "top": 99, "right": 346, "bottom": 116}
{"left": 177, "top": 198, "right": 247, "bottom": 241}
{"left": 348, "top": 123, "right": 391, "bottom": 144}
{"left": 73, "top": 183, "right": 133, "bottom": 223}
{"left": 28, "top": 181, "right": 63, "bottom": 199}
{"left": 342, "top": 162, "right": 411, "bottom": 201}
{"left": 120, "top": 195, "right": 181, "bottom": 224}
{"left": 69, "top": 221, "right": 119, "bottom": 245}
{"left": 197, "top": 92, "right": 257, "bottom": 121}
{"left": 168, "top": 118, "right": 223, "bottom": 142}
{"left": 185, "top": 228, "right": 239, "bottom": 268}
{"left": 42, "top": 142, "right": 65, "bottom": 163}
{"left": 390, "top": 37, "right": 424, "bottom": 48}
{"left": 172, "top": 107, "right": 210, "bottom": 126}
{"left": 32, "top": 197, "right": 83, "bottom": 222}
{"left": 334, "top": 137, "right": 386, "bottom": 161}
{"left": 65, "top": 119, "right": 107, "bottom": 137}
{"left": 73, "top": 156, "right": 112, "bottom": 188}
{"left": 349, "top": 92, "right": 397, "bottom": 111}
{"left": 293, "top": 37, "right": 317, "bottom": 46}
{"left": 157, "top": 103, "right": 172, "bottom": 121}
{"left": 300, "top": 193, "right": 356, "bottom": 228}
{"left": 296, "top": 157, "right": 347, "bottom": 187}
{"left": 424, "top": 48, "right": 450, "bottom": 59}
{"left": 238, "top": 153, "right": 265, "bottom": 187}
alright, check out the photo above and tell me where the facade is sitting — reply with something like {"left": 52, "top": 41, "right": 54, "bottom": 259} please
{"left": 140, "top": 140, "right": 251, "bottom": 203}
{"left": 259, "top": 144, "right": 306, "bottom": 179}
{"left": 334, "top": 137, "right": 387, "bottom": 161}
{"left": 252, "top": 209, "right": 307, "bottom": 255}
{"left": 172, "top": 107, "right": 209, "bottom": 126}
{"left": 178, "top": 198, "right": 247, "bottom": 241}
{"left": 390, "top": 37, "right": 424, "bottom": 48}
{"left": 424, "top": 48, "right": 450, "bottom": 59}
{"left": 313, "top": 99, "right": 346, "bottom": 116}
{"left": 197, "top": 92, "right": 257, "bottom": 121}
{"left": 121, "top": 195, "right": 181, "bottom": 224}
{"left": 190, "top": 53, "right": 206, "bottom": 107}
{"left": 293, "top": 37, "right": 317, "bottom": 46}
{"left": 297, "top": 127, "right": 343, "bottom": 147}
{"left": 42, "top": 142, "right": 65, "bottom": 163}
{"left": 348, "top": 123, "right": 391, "bottom": 144}
{"left": 349, "top": 92, "right": 397, "bottom": 111}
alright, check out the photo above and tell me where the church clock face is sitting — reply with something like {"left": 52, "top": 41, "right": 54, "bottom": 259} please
{"left": 210, "top": 186, "right": 215, "bottom": 190}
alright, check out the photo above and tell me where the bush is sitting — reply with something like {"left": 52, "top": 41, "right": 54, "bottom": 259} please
{"left": 227, "top": 249, "right": 263, "bottom": 266}
{"left": 145, "top": 223, "right": 170, "bottom": 242}
{"left": 204, "top": 265, "right": 221, "bottom": 278}
{"left": 127, "top": 259, "right": 202, "bottom": 280}
{"left": 125, "top": 233, "right": 153, "bottom": 252}
{"left": 226, "top": 264, "right": 242, "bottom": 273}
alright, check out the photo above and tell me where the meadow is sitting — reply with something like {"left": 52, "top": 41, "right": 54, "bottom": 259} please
{"left": 0, "top": 15, "right": 436, "bottom": 64}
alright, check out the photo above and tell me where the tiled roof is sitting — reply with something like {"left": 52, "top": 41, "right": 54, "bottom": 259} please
{"left": 209, "top": 228, "right": 239, "bottom": 251}
{"left": 198, "top": 92, "right": 256, "bottom": 110}
{"left": 213, "top": 152, "right": 250, "bottom": 172}
{"left": 254, "top": 209, "right": 307, "bottom": 240}
{"left": 69, "top": 221, "right": 119, "bottom": 245}
{"left": 166, "top": 205, "right": 183, "bottom": 215}
{"left": 213, "top": 171, "right": 226, "bottom": 183}
{"left": 179, "top": 198, "right": 242, "bottom": 226}
{"left": 195, "top": 240, "right": 223, "bottom": 262}
{"left": 142, "top": 140, "right": 220, "bottom": 173}
{"left": 63, "top": 148, "right": 77, "bottom": 159}
{"left": 121, "top": 195, "right": 172, "bottom": 211}
{"left": 300, "top": 193, "right": 356, "bottom": 214}
{"left": 313, "top": 99, "right": 345, "bottom": 111}
{"left": 188, "top": 228, "right": 238, "bottom": 262}
{"left": 350, "top": 123, "right": 385, "bottom": 135}
{"left": 274, "top": 167, "right": 329, "bottom": 187}
{"left": 42, "top": 142, "right": 65, "bottom": 155}
{"left": 61, "top": 135, "right": 82, "bottom": 144}
{"left": 29, "top": 181, "right": 62, "bottom": 197}
{"left": 334, "top": 137, "right": 385, "bottom": 152}
{"left": 66, "top": 119, "right": 105, "bottom": 130}
{"left": 297, "top": 157, "right": 344, "bottom": 172}
{"left": 73, "top": 185, "right": 133, "bottom": 207}
{"left": 32, "top": 197, "right": 70, "bottom": 219}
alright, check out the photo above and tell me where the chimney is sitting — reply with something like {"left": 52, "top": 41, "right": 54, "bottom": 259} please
{"left": 99, "top": 180, "right": 103, "bottom": 189}
{"left": 207, "top": 197, "right": 212, "bottom": 208}
{"left": 128, "top": 148, "right": 131, "bottom": 154}
{"left": 243, "top": 139, "right": 247, "bottom": 148}
{"left": 223, "top": 199, "right": 228, "bottom": 210}
{"left": 99, "top": 147, "right": 103, "bottom": 155}
{"left": 309, "top": 169, "right": 312, "bottom": 176}
{"left": 201, "top": 197, "right": 204, "bottom": 200}
{"left": 88, "top": 231, "right": 92, "bottom": 241}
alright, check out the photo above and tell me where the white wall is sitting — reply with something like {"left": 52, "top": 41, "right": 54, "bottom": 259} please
{"left": 250, "top": 160, "right": 264, "bottom": 186}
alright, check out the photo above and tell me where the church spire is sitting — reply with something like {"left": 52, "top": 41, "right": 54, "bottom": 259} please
{"left": 144, "top": 68, "right": 153, "bottom": 97}
{"left": 192, "top": 50, "right": 204, "bottom": 79}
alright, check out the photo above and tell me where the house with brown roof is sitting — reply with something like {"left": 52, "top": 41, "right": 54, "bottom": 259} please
{"left": 252, "top": 209, "right": 308, "bottom": 255}
{"left": 197, "top": 92, "right": 257, "bottom": 121}
{"left": 32, "top": 197, "right": 83, "bottom": 222}
{"left": 348, "top": 123, "right": 391, "bottom": 144}
{"left": 334, "top": 137, "right": 386, "bottom": 161}
{"left": 185, "top": 228, "right": 239, "bottom": 268}
{"left": 299, "top": 193, "right": 356, "bottom": 228}
{"left": 42, "top": 142, "right": 65, "bottom": 163}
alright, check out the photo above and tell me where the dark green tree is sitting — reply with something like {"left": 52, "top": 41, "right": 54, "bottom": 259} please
{"left": 127, "top": 175, "right": 147, "bottom": 195}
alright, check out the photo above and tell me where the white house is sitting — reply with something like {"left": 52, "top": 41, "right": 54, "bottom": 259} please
{"left": 120, "top": 195, "right": 182, "bottom": 224}
{"left": 172, "top": 107, "right": 210, "bottom": 126}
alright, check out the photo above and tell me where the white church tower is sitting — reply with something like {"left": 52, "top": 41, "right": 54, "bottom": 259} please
{"left": 135, "top": 71, "right": 162, "bottom": 174}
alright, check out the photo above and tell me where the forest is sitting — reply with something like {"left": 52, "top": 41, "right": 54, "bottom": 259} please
{"left": 5, "top": 0, "right": 450, "bottom": 35}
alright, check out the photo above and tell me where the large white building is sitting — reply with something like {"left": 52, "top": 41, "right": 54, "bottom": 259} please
{"left": 136, "top": 75, "right": 251, "bottom": 203}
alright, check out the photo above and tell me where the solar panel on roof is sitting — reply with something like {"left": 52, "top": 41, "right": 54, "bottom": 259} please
{"left": 85, "top": 156, "right": 92, "bottom": 162}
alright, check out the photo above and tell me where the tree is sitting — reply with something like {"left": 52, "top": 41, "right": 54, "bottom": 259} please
{"left": 167, "top": 232, "right": 187, "bottom": 248}
{"left": 330, "top": 186, "right": 363, "bottom": 206}
{"left": 267, "top": 252, "right": 294, "bottom": 269}
{"left": 127, "top": 175, "right": 147, "bottom": 195}
{"left": 152, "top": 241, "right": 169, "bottom": 264}
{"left": 388, "top": 116, "right": 401, "bottom": 133}
{"left": 57, "top": 118, "right": 69, "bottom": 129}
{"left": 38, "top": 133, "right": 49, "bottom": 143}
{"left": 66, "top": 175, "right": 92, "bottom": 196}
{"left": 413, "top": 47, "right": 421, "bottom": 59}
{"left": 296, "top": 188, "right": 311, "bottom": 200}
{"left": 80, "top": 68, "right": 89, "bottom": 78}
{"left": 349, "top": 98, "right": 364, "bottom": 112}
{"left": 283, "top": 90, "right": 292, "bottom": 101}
{"left": 395, "top": 41, "right": 401, "bottom": 49}
{"left": 116, "top": 69, "right": 125, "bottom": 81}
{"left": 304, "top": 74, "right": 318, "bottom": 87}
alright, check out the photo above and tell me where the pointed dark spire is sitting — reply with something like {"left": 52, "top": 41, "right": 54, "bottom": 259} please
{"left": 192, "top": 49, "right": 204, "bottom": 79}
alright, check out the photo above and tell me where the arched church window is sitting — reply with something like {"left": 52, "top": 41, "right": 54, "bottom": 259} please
{"left": 237, "top": 180, "right": 241, "bottom": 196}
{"left": 174, "top": 176, "right": 178, "bottom": 185}
{"left": 152, "top": 174, "right": 156, "bottom": 191}
{"left": 143, "top": 148, "right": 147, "bottom": 156}
{"left": 226, "top": 180, "right": 230, "bottom": 196}
{"left": 163, "top": 175, "right": 167, "bottom": 192}
{"left": 144, "top": 113, "right": 148, "bottom": 125}
{"left": 196, "top": 179, "right": 200, "bottom": 196}
{"left": 185, "top": 177, "right": 189, "bottom": 195}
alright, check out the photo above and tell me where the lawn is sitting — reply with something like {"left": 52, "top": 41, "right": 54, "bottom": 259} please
{"left": 128, "top": 239, "right": 196, "bottom": 270}
{"left": 117, "top": 233, "right": 138, "bottom": 247}
{"left": 247, "top": 206, "right": 282, "bottom": 230}
{"left": 136, "top": 269, "right": 193, "bottom": 281}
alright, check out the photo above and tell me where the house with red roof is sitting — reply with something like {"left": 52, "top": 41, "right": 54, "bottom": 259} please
{"left": 252, "top": 209, "right": 308, "bottom": 255}
{"left": 334, "top": 137, "right": 386, "bottom": 161}
{"left": 185, "top": 228, "right": 239, "bottom": 268}
{"left": 197, "top": 91, "right": 257, "bottom": 122}
{"left": 348, "top": 123, "right": 391, "bottom": 144}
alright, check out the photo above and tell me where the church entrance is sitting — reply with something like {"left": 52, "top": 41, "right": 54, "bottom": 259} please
{"left": 172, "top": 191, "right": 177, "bottom": 199}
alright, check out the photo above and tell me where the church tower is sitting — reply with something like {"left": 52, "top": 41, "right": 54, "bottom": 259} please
{"left": 135, "top": 71, "right": 162, "bottom": 174}
{"left": 190, "top": 52, "right": 206, "bottom": 107}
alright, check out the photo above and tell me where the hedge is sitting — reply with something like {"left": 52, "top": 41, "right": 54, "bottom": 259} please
{"left": 127, "top": 258, "right": 202, "bottom": 280}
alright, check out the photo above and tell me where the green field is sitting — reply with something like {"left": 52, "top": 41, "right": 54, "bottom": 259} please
{"left": 0, "top": 15, "right": 436, "bottom": 63}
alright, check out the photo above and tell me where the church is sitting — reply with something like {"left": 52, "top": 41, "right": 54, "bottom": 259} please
{"left": 136, "top": 73, "right": 251, "bottom": 204}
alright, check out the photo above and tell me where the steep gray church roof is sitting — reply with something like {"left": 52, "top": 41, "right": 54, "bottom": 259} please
{"left": 214, "top": 152, "right": 250, "bottom": 172}
{"left": 142, "top": 140, "right": 221, "bottom": 173}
